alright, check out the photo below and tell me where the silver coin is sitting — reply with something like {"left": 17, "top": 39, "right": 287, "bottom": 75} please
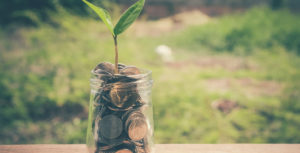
{"left": 99, "top": 115, "right": 123, "bottom": 139}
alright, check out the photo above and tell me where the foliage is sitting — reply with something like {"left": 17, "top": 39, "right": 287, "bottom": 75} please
{"left": 0, "top": 7, "right": 300, "bottom": 144}
{"left": 113, "top": 0, "right": 145, "bottom": 35}
{"left": 270, "top": 0, "right": 286, "bottom": 9}
{"left": 0, "top": 0, "right": 116, "bottom": 27}
{"left": 171, "top": 8, "right": 300, "bottom": 55}
{"left": 82, "top": 0, "right": 115, "bottom": 35}
{"left": 0, "top": 0, "right": 55, "bottom": 26}
{"left": 83, "top": 0, "right": 145, "bottom": 36}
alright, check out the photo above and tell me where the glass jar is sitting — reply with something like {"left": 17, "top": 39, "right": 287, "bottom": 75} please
{"left": 86, "top": 69, "right": 154, "bottom": 153}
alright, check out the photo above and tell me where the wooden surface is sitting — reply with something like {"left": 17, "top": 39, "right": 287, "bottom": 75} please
{"left": 0, "top": 144, "right": 299, "bottom": 153}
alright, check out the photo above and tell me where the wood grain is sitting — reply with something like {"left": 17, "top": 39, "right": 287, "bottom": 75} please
{"left": 0, "top": 144, "right": 299, "bottom": 153}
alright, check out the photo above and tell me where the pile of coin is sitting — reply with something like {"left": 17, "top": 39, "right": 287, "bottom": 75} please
{"left": 92, "top": 62, "right": 150, "bottom": 153}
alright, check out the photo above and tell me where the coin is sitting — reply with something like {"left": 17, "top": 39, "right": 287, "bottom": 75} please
{"left": 111, "top": 74, "right": 140, "bottom": 83}
{"left": 120, "top": 66, "right": 141, "bottom": 75}
{"left": 115, "top": 149, "right": 133, "bottom": 153}
{"left": 94, "top": 69, "right": 113, "bottom": 81}
{"left": 94, "top": 69, "right": 111, "bottom": 75}
{"left": 136, "top": 146, "right": 146, "bottom": 153}
{"left": 97, "top": 143, "right": 115, "bottom": 151}
{"left": 94, "top": 62, "right": 115, "bottom": 74}
{"left": 118, "top": 63, "right": 127, "bottom": 70}
{"left": 124, "top": 111, "right": 148, "bottom": 141}
{"left": 94, "top": 92, "right": 101, "bottom": 104}
{"left": 109, "top": 83, "right": 139, "bottom": 108}
{"left": 99, "top": 115, "right": 123, "bottom": 139}
{"left": 127, "top": 119, "right": 148, "bottom": 141}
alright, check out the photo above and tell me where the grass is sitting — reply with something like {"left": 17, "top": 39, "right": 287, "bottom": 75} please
{"left": 0, "top": 7, "right": 300, "bottom": 144}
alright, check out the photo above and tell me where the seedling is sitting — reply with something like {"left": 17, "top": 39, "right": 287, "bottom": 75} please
{"left": 83, "top": 0, "right": 145, "bottom": 74}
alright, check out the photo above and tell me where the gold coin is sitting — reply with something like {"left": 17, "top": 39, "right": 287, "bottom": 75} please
{"left": 109, "top": 83, "right": 139, "bottom": 108}
{"left": 124, "top": 111, "right": 148, "bottom": 141}
{"left": 128, "top": 119, "right": 148, "bottom": 141}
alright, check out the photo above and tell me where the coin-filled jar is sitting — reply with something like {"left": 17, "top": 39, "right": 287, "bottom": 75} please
{"left": 87, "top": 63, "right": 154, "bottom": 153}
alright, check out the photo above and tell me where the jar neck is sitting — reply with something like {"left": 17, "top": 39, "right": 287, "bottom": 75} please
{"left": 90, "top": 69, "right": 153, "bottom": 92}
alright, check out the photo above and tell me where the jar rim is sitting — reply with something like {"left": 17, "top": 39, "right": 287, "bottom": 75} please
{"left": 90, "top": 68, "right": 152, "bottom": 78}
{"left": 90, "top": 68, "right": 153, "bottom": 90}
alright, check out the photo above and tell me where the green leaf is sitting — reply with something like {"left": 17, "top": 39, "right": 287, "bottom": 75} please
{"left": 82, "top": 0, "right": 114, "bottom": 36}
{"left": 114, "top": 0, "right": 145, "bottom": 35}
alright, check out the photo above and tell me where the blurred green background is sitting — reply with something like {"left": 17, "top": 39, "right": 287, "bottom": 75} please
{"left": 1, "top": 0, "right": 300, "bottom": 144}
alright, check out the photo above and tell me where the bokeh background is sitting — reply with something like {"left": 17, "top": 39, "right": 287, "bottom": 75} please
{"left": 1, "top": 0, "right": 300, "bottom": 144}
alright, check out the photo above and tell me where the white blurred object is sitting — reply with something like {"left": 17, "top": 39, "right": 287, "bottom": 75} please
{"left": 155, "top": 45, "right": 173, "bottom": 62}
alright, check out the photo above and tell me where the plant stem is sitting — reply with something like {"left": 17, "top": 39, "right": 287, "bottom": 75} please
{"left": 113, "top": 35, "right": 119, "bottom": 74}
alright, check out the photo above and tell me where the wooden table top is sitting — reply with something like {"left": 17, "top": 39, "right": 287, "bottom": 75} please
{"left": 0, "top": 144, "right": 299, "bottom": 153}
